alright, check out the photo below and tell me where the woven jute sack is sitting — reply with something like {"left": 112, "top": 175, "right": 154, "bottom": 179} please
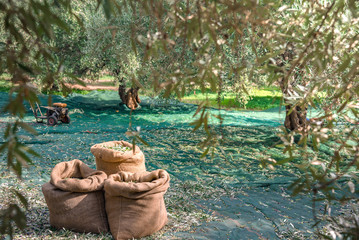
{"left": 41, "top": 159, "right": 109, "bottom": 233}
{"left": 90, "top": 140, "right": 146, "bottom": 175}
{"left": 104, "top": 169, "right": 170, "bottom": 240}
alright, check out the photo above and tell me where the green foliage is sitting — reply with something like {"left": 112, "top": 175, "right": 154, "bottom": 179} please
{"left": 1, "top": 0, "right": 359, "bottom": 238}
{"left": 49, "top": 2, "right": 88, "bottom": 75}
{"left": 125, "top": 116, "right": 149, "bottom": 153}
{"left": 0, "top": 204, "right": 27, "bottom": 238}
{"left": 0, "top": 121, "right": 40, "bottom": 238}
{"left": 1, "top": 121, "right": 39, "bottom": 177}
{"left": 0, "top": 189, "right": 29, "bottom": 238}
{"left": 0, "top": 0, "right": 79, "bottom": 238}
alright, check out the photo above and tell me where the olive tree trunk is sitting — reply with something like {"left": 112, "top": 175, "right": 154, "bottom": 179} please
{"left": 276, "top": 44, "right": 308, "bottom": 132}
{"left": 279, "top": 76, "right": 308, "bottom": 132}
{"left": 113, "top": 69, "right": 141, "bottom": 110}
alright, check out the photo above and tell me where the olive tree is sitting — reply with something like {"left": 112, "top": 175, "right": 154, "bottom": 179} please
{"left": 97, "top": 0, "right": 358, "bottom": 237}
{"left": 1, "top": 0, "right": 358, "bottom": 238}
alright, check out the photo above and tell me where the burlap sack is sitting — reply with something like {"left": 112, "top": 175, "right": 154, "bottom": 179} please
{"left": 90, "top": 140, "right": 146, "bottom": 175}
{"left": 104, "top": 169, "right": 170, "bottom": 240}
{"left": 42, "top": 159, "right": 109, "bottom": 233}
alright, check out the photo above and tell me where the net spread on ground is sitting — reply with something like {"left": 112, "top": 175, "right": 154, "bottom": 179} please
{"left": 0, "top": 91, "right": 340, "bottom": 239}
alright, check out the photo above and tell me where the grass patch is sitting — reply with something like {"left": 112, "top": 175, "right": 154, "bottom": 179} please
{"left": 0, "top": 74, "right": 12, "bottom": 92}
{"left": 98, "top": 74, "right": 116, "bottom": 81}
{"left": 93, "top": 81, "right": 116, "bottom": 86}
{"left": 182, "top": 87, "right": 282, "bottom": 110}
{"left": 0, "top": 80, "right": 12, "bottom": 92}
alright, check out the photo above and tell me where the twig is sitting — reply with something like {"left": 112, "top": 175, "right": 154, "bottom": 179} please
{"left": 283, "top": 1, "right": 336, "bottom": 85}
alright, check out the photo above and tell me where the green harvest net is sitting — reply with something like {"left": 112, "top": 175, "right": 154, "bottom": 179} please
{"left": 0, "top": 91, "right": 342, "bottom": 239}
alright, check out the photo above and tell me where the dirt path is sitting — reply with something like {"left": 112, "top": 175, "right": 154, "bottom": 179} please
{"left": 65, "top": 79, "right": 117, "bottom": 91}
{"left": 64, "top": 83, "right": 117, "bottom": 91}
{"left": 1, "top": 77, "right": 118, "bottom": 91}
